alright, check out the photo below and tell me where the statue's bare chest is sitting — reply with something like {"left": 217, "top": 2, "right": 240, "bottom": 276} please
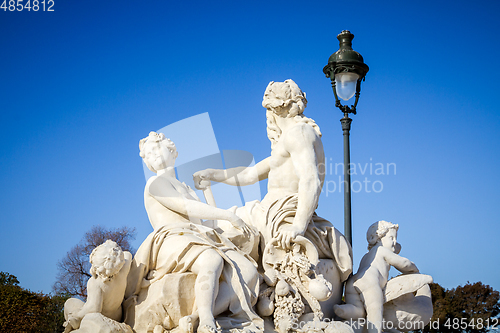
{"left": 270, "top": 141, "right": 292, "bottom": 168}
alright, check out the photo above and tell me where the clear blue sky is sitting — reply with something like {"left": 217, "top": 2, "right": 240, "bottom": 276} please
{"left": 1, "top": 0, "right": 499, "bottom": 295}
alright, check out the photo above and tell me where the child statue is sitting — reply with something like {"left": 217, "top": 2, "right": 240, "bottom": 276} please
{"left": 63, "top": 240, "right": 133, "bottom": 333}
{"left": 334, "top": 221, "right": 419, "bottom": 333}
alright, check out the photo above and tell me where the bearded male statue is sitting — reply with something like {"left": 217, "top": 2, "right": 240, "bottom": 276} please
{"left": 194, "top": 79, "right": 353, "bottom": 318}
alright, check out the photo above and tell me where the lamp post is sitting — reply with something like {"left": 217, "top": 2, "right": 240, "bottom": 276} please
{"left": 323, "top": 30, "right": 369, "bottom": 246}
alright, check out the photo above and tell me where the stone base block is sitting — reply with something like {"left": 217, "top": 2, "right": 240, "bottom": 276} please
{"left": 125, "top": 272, "right": 197, "bottom": 333}
{"left": 77, "top": 313, "right": 133, "bottom": 333}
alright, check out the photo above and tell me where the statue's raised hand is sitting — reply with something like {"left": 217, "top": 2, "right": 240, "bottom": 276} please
{"left": 193, "top": 169, "right": 215, "bottom": 190}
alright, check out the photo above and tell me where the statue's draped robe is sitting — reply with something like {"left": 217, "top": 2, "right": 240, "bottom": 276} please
{"left": 125, "top": 222, "right": 263, "bottom": 331}
{"left": 235, "top": 194, "right": 353, "bottom": 282}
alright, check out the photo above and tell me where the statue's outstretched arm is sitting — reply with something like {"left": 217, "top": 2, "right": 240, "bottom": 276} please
{"left": 193, "top": 157, "right": 270, "bottom": 188}
{"left": 383, "top": 248, "right": 419, "bottom": 274}
{"left": 148, "top": 176, "right": 251, "bottom": 235}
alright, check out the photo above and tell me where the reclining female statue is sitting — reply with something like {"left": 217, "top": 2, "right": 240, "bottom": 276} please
{"left": 125, "top": 132, "right": 263, "bottom": 333}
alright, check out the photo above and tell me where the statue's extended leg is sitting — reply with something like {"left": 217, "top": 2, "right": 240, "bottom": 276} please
{"left": 212, "top": 249, "right": 259, "bottom": 315}
{"left": 191, "top": 249, "right": 224, "bottom": 331}
{"left": 360, "top": 287, "right": 384, "bottom": 333}
{"left": 334, "top": 304, "right": 365, "bottom": 321}
{"left": 213, "top": 280, "right": 232, "bottom": 316}
{"left": 63, "top": 298, "right": 85, "bottom": 332}
{"left": 333, "top": 279, "right": 365, "bottom": 321}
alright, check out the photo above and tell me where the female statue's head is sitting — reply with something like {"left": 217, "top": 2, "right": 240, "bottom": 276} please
{"left": 139, "top": 131, "right": 178, "bottom": 173}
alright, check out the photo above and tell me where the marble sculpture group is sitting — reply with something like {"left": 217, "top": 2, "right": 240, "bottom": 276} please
{"left": 62, "top": 80, "right": 433, "bottom": 333}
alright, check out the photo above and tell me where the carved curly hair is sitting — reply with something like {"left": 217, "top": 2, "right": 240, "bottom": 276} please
{"left": 139, "top": 131, "right": 178, "bottom": 173}
{"left": 366, "top": 220, "right": 399, "bottom": 250}
{"left": 89, "top": 240, "right": 126, "bottom": 281}
{"left": 262, "top": 80, "right": 321, "bottom": 148}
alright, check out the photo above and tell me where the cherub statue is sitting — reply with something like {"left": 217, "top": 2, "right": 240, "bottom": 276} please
{"left": 333, "top": 221, "right": 419, "bottom": 333}
{"left": 63, "top": 240, "right": 133, "bottom": 333}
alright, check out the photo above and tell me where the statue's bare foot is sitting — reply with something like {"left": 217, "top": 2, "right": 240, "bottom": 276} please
{"left": 178, "top": 315, "right": 195, "bottom": 333}
{"left": 63, "top": 322, "right": 73, "bottom": 333}
{"left": 197, "top": 324, "right": 218, "bottom": 333}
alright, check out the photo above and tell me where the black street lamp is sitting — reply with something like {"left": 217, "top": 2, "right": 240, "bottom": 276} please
{"left": 323, "top": 30, "right": 369, "bottom": 246}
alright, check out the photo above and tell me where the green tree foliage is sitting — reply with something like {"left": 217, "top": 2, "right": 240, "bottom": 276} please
{"left": 53, "top": 225, "right": 136, "bottom": 298}
{"left": 0, "top": 272, "right": 67, "bottom": 333}
{"left": 0, "top": 271, "right": 20, "bottom": 286}
{"left": 418, "top": 281, "right": 500, "bottom": 333}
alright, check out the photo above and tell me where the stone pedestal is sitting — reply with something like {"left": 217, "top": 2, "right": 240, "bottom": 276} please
{"left": 125, "top": 273, "right": 197, "bottom": 333}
